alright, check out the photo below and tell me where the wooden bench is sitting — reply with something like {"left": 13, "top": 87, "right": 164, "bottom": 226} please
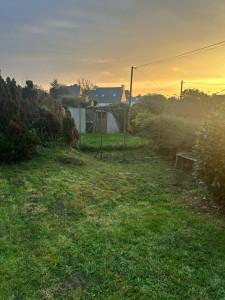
{"left": 175, "top": 152, "right": 197, "bottom": 172}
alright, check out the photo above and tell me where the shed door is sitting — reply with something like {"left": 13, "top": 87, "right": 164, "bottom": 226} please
{"left": 96, "top": 111, "right": 107, "bottom": 133}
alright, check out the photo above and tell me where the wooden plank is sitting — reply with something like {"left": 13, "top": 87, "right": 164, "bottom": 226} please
{"left": 175, "top": 152, "right": 196, "bottom": 171}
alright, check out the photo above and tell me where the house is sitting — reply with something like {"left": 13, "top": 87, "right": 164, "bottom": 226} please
{"left": 69, "top": 107, "right": 120, "bottom": 134}
{"left": 126, "top": 96, "right": 141, "bottom": 106}
{"left": 212, "top": 94, "right": 225, "bottom": 103}
{"left": 91, "top": 85, "right": 126, "bottom": 106}
{"left": 68, "top": 84, "right": 82, "bottom": 97}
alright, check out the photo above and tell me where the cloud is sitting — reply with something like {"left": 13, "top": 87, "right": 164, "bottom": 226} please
{"left": 172, "top": 67, "right": 182, "bottom": 72}
{"left": 1, "top": 0, "right": 225, "bottom": 96}
{"left": 94, "top": 59, "right": 109, "bottom": 64}
{"left": 101, "top": 71, "right": 113, "bottom": 77}
{"left": 81, "top": 58, "right": 110, "bottom": 64}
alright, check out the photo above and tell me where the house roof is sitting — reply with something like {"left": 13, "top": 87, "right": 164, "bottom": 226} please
{"left": 91, "top": 86, "right": 125, "bottom": 104}
{"left": 68, "top": 84, "right": 81, "bottom": 97}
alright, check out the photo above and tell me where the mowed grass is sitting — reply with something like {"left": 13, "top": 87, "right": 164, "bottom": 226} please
{"left": 0, "top": 142, "right": 224, "bottom": 299}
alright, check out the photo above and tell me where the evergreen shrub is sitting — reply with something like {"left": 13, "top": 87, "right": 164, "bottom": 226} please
{"left": 194, "top": 107, "right": 225, "bottom": 201}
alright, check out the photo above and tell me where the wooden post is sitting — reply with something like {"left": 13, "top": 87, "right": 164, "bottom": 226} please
{"left": 129, "top": 66, "right": 135, "bottom": 107}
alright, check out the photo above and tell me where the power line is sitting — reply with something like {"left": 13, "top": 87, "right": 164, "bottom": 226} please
{"left": 184, "top": 81, "right": 225, "bottom": 86}
{"left": 135, "top": 69, "right": 160, "bottom": 88}
{"left": 156, "top": 82, "right": 180, "bottom": 93}
{"left": 184, "top": 83, "right": 194, "bottom": 90}
{"left": 134, "top": 69, "right": 181, "bottom": 94}
{"left": 136, "top": 40, "right": 225, "bottom": 68}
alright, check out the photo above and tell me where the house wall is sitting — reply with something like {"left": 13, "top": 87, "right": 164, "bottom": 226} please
{"left": 121, "top": 87, "right": 127, "bottom": 102}
{"left": 69, "top": 108, "right": 86, "bottom": 133}
{"left": 107, "top": 112, "right": 120, "bottom": 133}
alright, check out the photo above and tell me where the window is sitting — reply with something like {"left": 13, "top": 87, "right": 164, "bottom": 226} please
{"left": 102, "top": 94, "right": 104, "bottom": 97}
{"left": 95, "top": 94, "right": 98, "bottom": 97}
{"left": 113, "top": 93, "right": 116, "bottom": 97}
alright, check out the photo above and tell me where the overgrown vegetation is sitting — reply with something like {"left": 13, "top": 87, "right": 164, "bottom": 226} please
{"left": 129, "top": 90, "right": 225, "bottom": 200}
{"left": 0, "top": 77, "right": 39, "bottom": 162}
{"left": 0, "top": 75, "right": 78, "bottom": 162}
{"left": 194, "top": 106, "right": 225, "bottom": 202}
{"left": 129, "top": 94, "right": 167, "bottom": 134}
{"left": 138, "top": 113, "right": 199, "bottom": 158}
{"left": 62, "top": 107, "right": 79, "bottom": 146}
{"left": 166, "top": 89, "right": 218, "bottom": 122}
{"left": 0, "top": 144, "right": 224, "bottom": 299}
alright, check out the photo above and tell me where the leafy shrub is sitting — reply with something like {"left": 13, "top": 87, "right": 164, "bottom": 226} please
{"left": 129, "top": 110, "right": 151, "bottom": 134}
{"left": 61, "top": 95, "right": 91, "bottom": 108}
{"left": 129, "top": 94, "right": 167, "bottom": 134}
{"left": 63, "top": 107, "right": 79, "bottom": 146}
{"left": 135, "top": 94, "right": 167, "bottom": 114}
{"left": 138, "top": 114, "right": 199, "bottom": 158}
{"left": 194, "top": 107, "right": 225, "bottom": 201}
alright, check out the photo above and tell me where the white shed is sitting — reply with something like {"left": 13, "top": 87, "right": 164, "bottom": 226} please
{"left": 69, "top": 107, "right": 119, "bottom": 134}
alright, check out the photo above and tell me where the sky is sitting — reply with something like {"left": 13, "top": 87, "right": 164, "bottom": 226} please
{"left": 1, "top": 0, "right": 225, "bottom": 97}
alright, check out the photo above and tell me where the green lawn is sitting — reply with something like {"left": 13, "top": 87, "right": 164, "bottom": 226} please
{"left": 79, "top": 133, "right": 149, "bottom": 151}
{"left": 0, "top": 142, "right": 224, "bottom": 299}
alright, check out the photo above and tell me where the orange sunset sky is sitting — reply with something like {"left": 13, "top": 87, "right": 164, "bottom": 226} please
{"left": 1, "top": 0, "right": 225, "bottom": 97}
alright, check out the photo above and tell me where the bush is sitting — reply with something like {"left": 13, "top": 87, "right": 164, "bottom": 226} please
{"left": 194, "top": 107, "right": 225, "bottom": 201}
{"left": 60, "top": 95, "right": 91, "bottom": 108}
{"left": 0, "top": 76, "right": 39, "bottom": 162}
{"left": 0, "top": 75, "right": 79, "bottom": 162}
{"left": 135, "top": 94, "right": 167, "bottom": 115}
{"left": 129, "top": 94, "right": 167, "bottom": 134}
{"left": 63, "top": 107, "right": 79, "bottom": 146}
{"left": 129, "top": 110, "right": 151, "bottom": 134}
{"left": 138, "top": 114, "right": 199, "bottom": 158}
{"left": 21, "top": 83, "right": 63, "bottom": 143}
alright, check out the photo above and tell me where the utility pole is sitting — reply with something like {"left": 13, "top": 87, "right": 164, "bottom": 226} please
{"left": 180, "top": 80, "right": 183, "bottom": 99}
{"left": 129, "top": 66, "right": 136, "bottom": 107}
